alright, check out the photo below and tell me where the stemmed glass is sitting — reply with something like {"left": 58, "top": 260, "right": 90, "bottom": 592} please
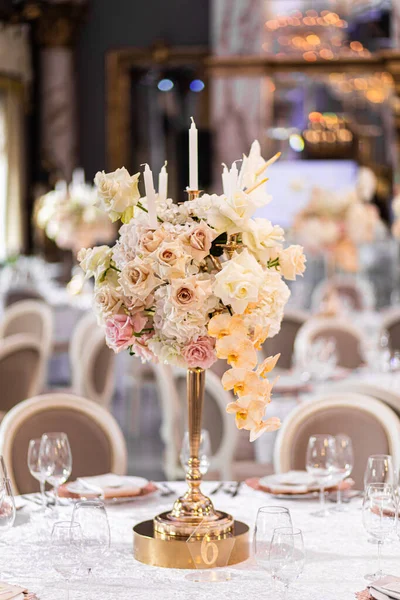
{"left": 306, "top": 434, "right": 336, "bottom": 517}
{"left": 0, "top": 478, "right": 16, "bottom": 536}
{"left": 254, "top": 506, "right": 293, "bottom": 574}
{"left": 39, "top": 433, "right": 72, "bottom": 512}
{"left": 180, "top": 429, "right": 211, "bottom": 476}
{"left": 71, "top": 500, "right": 111, "bottom": 576}
{"left": 27, "top": 439, "right": 47, "bottom": 511}
{"left": 270, "top": 527, "right": 305, "bottom": 599}
{"left": 50, "top": 521, "right": 83, "bottom": 599}
{"left": 364, "top": 455, "right": 395, "bottom": 489}
{"left": 332, "top": 434, "right": 354, "bottom": 511}
{"left": 362, "top": 483, "right": 397, "bottom": 581}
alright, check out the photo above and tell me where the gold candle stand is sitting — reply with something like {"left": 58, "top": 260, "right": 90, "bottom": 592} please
{"left": 133, "top": 369, "right": 250, "bottom": 568}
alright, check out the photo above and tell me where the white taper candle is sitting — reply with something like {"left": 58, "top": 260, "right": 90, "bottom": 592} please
{"left": 158, "top": 161, "right": 168, "bottom": 203}
{"left": 143, "top": 164, "right": 158, "bottom": 228}
{"left": 189, "top": 117, "right": 198, "bottom": 190}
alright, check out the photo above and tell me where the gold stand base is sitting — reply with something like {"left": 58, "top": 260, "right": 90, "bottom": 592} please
{"left": 133, "top": 519, "right": 250, "bottom": 569}
{"left": 154, "top": 509, "right": 234, "bottom": 537}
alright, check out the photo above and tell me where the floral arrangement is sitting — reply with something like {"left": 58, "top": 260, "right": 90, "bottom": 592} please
{"left": 291, "top": 167, "right": 383, "bottom": 272}
{"left": 79, "top": 140, "right": 306, "bottom": 441}
{"left": 34, "top": 175, "right": 115, "bottom": 254}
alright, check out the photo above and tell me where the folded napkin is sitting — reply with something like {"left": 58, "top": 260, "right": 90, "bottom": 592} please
{"left": 60, "top": 473, "right": 156, "bottom": 500}
{"left": 369, "top": 576, "right": 400, "bottom": 600}
{"left": 0, "top": 582, "right": 26, "bottom": 600}
{"left": 247, "top": 472, "right": 355, "bottom": 496}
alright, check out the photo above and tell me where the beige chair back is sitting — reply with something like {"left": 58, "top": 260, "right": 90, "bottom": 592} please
{"left": 311, "top": 275, "right": 375, "bottom": 313}
{"left": 262, "top": 309, "right": 309, "bottom": 370}
{"left": 295, "top": 317, "right": 366, "bottom": 370}
{"left": 0, "top": 393, "right": 127, "bottom": 494}
{"left": 0, "top": 335, "right": 44, "bottom": 415}
{"left": 274, "top": 393, "right": 400, "bottom": 489}
{"left": 381, "top": 308, "right": 400, "bottom": 353}
{"left": 155, "top": 365, "right": 237, "bottom": 481}
{"left": 0, "top": 300, "right": 53, "bottom": 353}
{"left": 70, "top": 313, "right": 115, "bottom": 408}
{"left": 4, "top": 288, "right": 45, "bottom": 308}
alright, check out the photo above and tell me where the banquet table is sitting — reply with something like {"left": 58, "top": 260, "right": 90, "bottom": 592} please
{"left": 3, "top": 482, "right": 400, "bottom": 600}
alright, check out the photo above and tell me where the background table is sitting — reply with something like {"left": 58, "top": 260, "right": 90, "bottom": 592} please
{"left": 3, "top": 482, "right": 399, "bottom": 599}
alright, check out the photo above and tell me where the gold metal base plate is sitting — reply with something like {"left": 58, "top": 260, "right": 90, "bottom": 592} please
{"left": 133, "top": 519, "right": 250, "bottom": 569}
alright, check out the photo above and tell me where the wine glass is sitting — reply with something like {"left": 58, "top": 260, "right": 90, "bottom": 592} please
{"left": 332, "top": 434, "right": 354, "bottom": 511}
{"left": 71, "top": 500, "right": 110, "bottom": 576}
{"left": 364, "top": 455, "right": 395, "bottom": 489}
{"left": 50, "top": 521, "right": 83, "bottom": 599}
{"left": 362, "top": 483, "right": 397, "bottom": 581}
{"left": 254, "top": 506, "right": 293, "bottom": 574}
{"left": 306, "top": 434, "right": 336, "bottom": 517}
{"left": 270, "top": 527, "right": 305, "bottom": 599}
{"left": 0, "top": 478, "right": 16, "bottom": 536}
{"left": 39, "top": 433, "right": 72, "bottom": 511}
{"left": 27, "top": 439, "right": 47, "bottom": 511}
{"left": 180, "top": 429, "right": 211, "bottom": 476}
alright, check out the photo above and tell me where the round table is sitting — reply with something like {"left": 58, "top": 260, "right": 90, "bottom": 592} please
{"left": 3, "top": 482, "right": 399, "bottom": 599}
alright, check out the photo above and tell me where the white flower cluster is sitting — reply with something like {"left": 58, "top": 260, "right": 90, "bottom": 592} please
{"left": 35, "top": 180, "right": 115, "bottom": 254}
{"left": 292, "top": 167, "right": 384, "bottom": 271}
{"left": 80, "top": 141, "right": 306, "bottom": 440}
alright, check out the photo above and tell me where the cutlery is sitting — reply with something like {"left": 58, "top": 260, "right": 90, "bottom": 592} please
{"left": 231, "top": 481, "right": 242, "bottom": 498}
{"left": 160, "top": 483, "right": 175, "bottom": 497}
{"left": 210, "top": 482, "right": 224, "bottom": 495}
{"left": 21, "top": 494, "right": 48, "bottom": 507}
{"left": 223, "top": 482, "right": 238, "bottom": 496}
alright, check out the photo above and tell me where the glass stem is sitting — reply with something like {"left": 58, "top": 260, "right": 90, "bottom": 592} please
{"left": 320, "top": 486, "right": 325, "bottom": 512}
{"left": 40, "top": 480, "right": 46, "bottom": 509}
{"left": 54, "top": 486, "right": 59, "bottom": 508}
{"left": 337, "top": 488, "right": 342, "bottom": 507}
{"left": 377, "top": 540, "right": 382, "bottom": 574}
{"left": 283, "top": 583, "right": 290, "bottom": 600}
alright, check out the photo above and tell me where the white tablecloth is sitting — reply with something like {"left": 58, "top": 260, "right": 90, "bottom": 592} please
{"left": 3, "top": 482, "right": 400, "bottom": 599}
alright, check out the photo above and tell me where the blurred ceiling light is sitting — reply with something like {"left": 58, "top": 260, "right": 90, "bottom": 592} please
{"left": 289, "top": 134, "right": 305, "bottom": 152}
{"left": 303, "top": 51, "right": 317, "bottom": 61}
{"left": 350, "top": 41, "right": 363, "bottom": 52}
{"left": 320, "top": 49, "right": 334, "bottom": 60}
{"left": 157, "top": 79, "right": 174, "bottom": 92}
{"left": 306, "top": 34, "right": 320, "bottom": 46}
{"left": 189, "top": 79, "right": 205, "bottom": 92}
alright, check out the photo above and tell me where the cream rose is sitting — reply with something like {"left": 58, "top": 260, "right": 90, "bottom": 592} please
{"left": 213, "top": 248, "right": 264, "bottom": 314}
{"left": 94, "top": 284, "right": 124, "bottom": 322}
{"left": 179, "top": 221, "right": 215, "bottom": 262}
{"left": 219, "top": 190, "right": 268, "bottom": 233}
{"left": 78, "top": 245, "right": 112, "bottom": 283}
{"left": 119, "top": 259, "right": 160, "bottom": 301}
{"left": 169, "top": 275, "right": 213, "bottom": 311}
{"left": 152, "top": 241, "right": 189, "bottom": 278}
{"left": 94, "top": 168, "right": 140, "bottom": 222}
{"left": 278, "top": 245, "right": 306, "bottom": 281}
{"left": 138, "top": 227, "right": 169, "bottom": 255}
{"left": 242, "top": 218, "right": 284, "bottom": 264}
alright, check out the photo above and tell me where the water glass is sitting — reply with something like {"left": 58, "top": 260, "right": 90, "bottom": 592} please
{"left": 51, "top": 521, "right": 83, "bottom": 599}
{"left": 27, "top": 439, "right": 47, "bottom": 511}
{"left": 306, "top": 434, "right": 336, "bottom": 517}
{"left": 71, "top": 500, "right": 110, "bottom": 575}
{"left": 0, "top": 478, "right": 16, "bottom": 535}
{"left": 39, "top": 432, "right": 72, "bottom": 509}
{"left": 362, "top": 483, "right": 397, "bottom": 581}
{"left": 254, "top": 506, "right": 293, "bottom": 573}
{"left": 270, "top": 527, "right": 305, "bottom": 598}
{"left": 333, "top": 434, "right": 354, "bottom": 511}
{"left": 364, "top": 455, "right": 395, "bottom": 490}
{"left": 180, "top": 429, "right": 211, "bottom": 476}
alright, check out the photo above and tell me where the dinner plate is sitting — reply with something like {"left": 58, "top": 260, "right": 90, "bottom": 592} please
{"left": 67, "top": 475, "right": 148, "bottom": 496}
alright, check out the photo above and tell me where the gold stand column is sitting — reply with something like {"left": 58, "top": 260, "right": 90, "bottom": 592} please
{"left": 154, "top": 368, "right": 234, "bottom": 537}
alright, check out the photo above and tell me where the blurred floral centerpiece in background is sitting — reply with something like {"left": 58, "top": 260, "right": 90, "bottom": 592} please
{"left": 79, "top": 141, "right": 306, "bottom": 441}
{"left": 291, "top": 167, "right": 385, "bottom": 272}
{"left": 34, "top": 170, "right": 115, "bottom": 255}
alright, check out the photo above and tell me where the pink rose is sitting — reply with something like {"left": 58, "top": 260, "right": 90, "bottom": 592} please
{"left": 182, "top": 336, "right": 217, "bottom": 369}
{"left": 130, "top": 332, "right": 157, "bottom": 363}
{"left": 105, "top": 313, "right": 147, "bottom": 353}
